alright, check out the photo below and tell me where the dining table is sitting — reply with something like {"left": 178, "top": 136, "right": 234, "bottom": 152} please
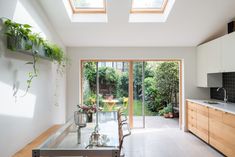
{"left": 32, "top": 111, "right": 120, "bottom": 157}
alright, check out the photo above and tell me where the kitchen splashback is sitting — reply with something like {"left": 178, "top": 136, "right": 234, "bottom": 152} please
{"left": 211, "top": 72, "right": 235, "bottom": 103}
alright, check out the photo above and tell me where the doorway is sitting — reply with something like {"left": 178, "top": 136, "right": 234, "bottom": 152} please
{"left": 80, "top": 60, "right": 182, "bottom": 129}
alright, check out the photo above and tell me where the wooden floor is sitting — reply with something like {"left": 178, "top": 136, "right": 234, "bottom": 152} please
{"left": 13, "top": 125, "right": 61, "bottom": 157}
{"left": 124, "top": 116, "right": 224, "bottom": 157}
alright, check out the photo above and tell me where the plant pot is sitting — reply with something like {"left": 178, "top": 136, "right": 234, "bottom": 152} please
{"left": 7, "top": 36, "right": 28, "bottom": 51}
{"left": 169, "top": 112, "right": 174, "bottom": 118}
{"left": 87, "top": 113, "right": 93, "bottom": 123}
{"left": 164, "top": 113, "right": 169, "bottom": 118}
{"left": 33, "top": 43, "right": 46, "bottom": 57}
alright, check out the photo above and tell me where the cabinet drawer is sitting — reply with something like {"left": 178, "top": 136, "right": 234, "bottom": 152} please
{"left": 188, "top": 109, "right": 196, "bottom": 118}
{"left": 188, "top": 120, "right": 197, "bottom": 134}
{"left": 223, "top": 112, "right": 235, "bottom": 128}
{"left": 188, "top": 115, "right": 196, "bottom": 125}
{"left": 209, "top": 108, "right": 223, "bottom": 122}
{"left": 187, "top": 101, "right": 196, "bottom": 110}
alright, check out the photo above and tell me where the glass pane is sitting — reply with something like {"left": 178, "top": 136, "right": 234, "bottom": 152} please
{"left": 132, "top": 0, "right": 164, "bottom": 9}
{"left": 82, "top": 61, "right": 129, "bottom": 125}
{"left": 98, "top": 62, "right": 129, "bottom": 114}
{"left": 72, "top": 0, "right": 105, "bottom": 9}
{"left": 133, "top": 62, "right": 144, "bottom": 128}
{"left": 144, "top": 61, "right": 180, "bottom": 128}
{"left": 82, "top": 61, "right": 98, "bottom": 106}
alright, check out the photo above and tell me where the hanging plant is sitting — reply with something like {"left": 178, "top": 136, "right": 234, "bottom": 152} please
{"left": 1, "top": 18, "right": 68, "bottom": 96}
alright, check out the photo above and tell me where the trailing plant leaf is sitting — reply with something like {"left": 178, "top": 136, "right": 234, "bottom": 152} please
{"left": 21, "top": 52, "right": 39, "bottom": 97}
{"left": 2, "top": 18, "right": 68, "bottom": 96}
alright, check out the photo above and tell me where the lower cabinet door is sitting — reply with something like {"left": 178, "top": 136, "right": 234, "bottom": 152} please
{"left": 196, "top": 106, "right": 209, "bottom": 143}
{"left": 209, "top": 109, "right": 235, "bottom": 157}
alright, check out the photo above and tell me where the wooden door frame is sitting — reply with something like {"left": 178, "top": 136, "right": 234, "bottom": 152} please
{"left": 80, "top": 59, "right": 183, "bottom": 129}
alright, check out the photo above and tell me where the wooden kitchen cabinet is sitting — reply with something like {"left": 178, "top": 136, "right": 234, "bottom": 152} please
{"left": 223, "top": 112, "right": 235, "bottom": 128}
{"left": 187, "top": 101, "right": 209, "bottom": 143}
{"left": 187, "top": 100, "right": 235, "bottom": 156}
{"left": 196, "top": 104, "right": 209, "bottom": 142}
{"left": 209, "top": 108, "right": 225, "bottom": 154}
{"left": 187, "top": 101, "right": 197, "bottom": 134}
{"left": 209, "top": 108, "right": 235, "bottom": 157}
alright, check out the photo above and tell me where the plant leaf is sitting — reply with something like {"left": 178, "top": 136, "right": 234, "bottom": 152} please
{"left": 23, "top": 24, "right": 31, "bottom": 28}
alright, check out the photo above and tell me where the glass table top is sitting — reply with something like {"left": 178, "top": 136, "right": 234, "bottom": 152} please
{"left": 38, "top": 111, "right": 119, "bottom": 150}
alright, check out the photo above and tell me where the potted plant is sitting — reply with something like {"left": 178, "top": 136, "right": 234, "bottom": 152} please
{"left": 1, "top": 18, "right": 68, "bottom": 96}
{"left": 161, "top": 104, "right": 173, "bottom": 118}
{"left": 77, "top": 104, "right": 98, "bottom": 123}
{"left": 3, "top": 18, "right": 32, "bottom": 51}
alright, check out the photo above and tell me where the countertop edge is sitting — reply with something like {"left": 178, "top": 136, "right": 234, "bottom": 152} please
{"left": 186, "top": 99, "right": 235, "bottom": 115}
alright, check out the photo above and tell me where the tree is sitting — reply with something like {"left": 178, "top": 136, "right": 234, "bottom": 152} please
{"left": 155, "top": 62, "right": 179, "bottom": 104}
{"left": 83, "top": 62, "right": 120, "bottom": 97}
{"left": 117, "top": 72, "right": 129, "bottom": 97}
{"left": 83, "top": 62, "right": 97, "bottom": 93}
{"left": 133, "top": 62, "right": 154, "bottom": 100}
{"left": 145, "top": 62, "right": 179, "bottom": 112}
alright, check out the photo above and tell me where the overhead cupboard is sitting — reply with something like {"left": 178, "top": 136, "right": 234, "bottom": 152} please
{"left": 196, "top": 32, "right": 235, "bottom": 87}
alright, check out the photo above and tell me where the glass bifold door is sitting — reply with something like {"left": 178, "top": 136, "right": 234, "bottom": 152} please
{"left": 81, "top": 61, "right": 146, "bottom": 128}
{"left": 81, "top": 60, "right": 180, "bottom": 128}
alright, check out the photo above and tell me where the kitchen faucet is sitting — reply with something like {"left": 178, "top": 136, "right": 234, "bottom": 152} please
{"left": 217, "top": 87, "right": 228, "bottom": 103}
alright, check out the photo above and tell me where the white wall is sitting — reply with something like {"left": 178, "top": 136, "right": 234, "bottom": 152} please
{"left": 0, "top": 0, "right": 66, "bottom": 156}
{"left": 66, "top": 47, "right": 210, "bottom": 129}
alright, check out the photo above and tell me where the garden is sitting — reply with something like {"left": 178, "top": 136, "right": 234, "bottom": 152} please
{"left": 82, "top": 61, "right": 179, "bottom": 117}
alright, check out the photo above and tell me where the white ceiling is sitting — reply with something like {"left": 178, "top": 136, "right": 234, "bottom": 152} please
{"left": 39, "top": 0, "right": 235, "bottom": 47}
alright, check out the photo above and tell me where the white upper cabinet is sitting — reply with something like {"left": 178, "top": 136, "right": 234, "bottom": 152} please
{"left": 197, "top": 44, "right": 208, "bottom": 87}
{"left": 221, "top": 32, "right": 235, "bottom": 72}
{"left": 197, "top": 38, "right": 223, "bottom": 87}
{"left": 196, "top": 32, "right": 235, "bottom": 87}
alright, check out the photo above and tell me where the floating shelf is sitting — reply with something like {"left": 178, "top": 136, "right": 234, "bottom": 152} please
{"left": 6, "top": 36, "right": 52, "bottom": 61}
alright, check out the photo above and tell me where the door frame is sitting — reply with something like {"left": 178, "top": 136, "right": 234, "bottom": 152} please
{"left": 80, "top": 59, "right": 183, "bottom": 129}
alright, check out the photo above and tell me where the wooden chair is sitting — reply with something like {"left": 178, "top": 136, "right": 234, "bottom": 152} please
{"left": 118, "top": 109, "right": 131, "bottom": 157}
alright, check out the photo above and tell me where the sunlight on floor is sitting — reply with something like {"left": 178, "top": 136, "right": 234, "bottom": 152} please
{"left": 0, "top": 81, "right": 36, "bottom": 118}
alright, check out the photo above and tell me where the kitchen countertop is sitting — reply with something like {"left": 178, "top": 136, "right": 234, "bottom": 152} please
{"left": 187, "top": 99, "right": 235, "bottom": 115}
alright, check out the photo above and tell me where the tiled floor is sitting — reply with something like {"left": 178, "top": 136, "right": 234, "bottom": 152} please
{"left": 123, "top": 116, "right": 224, "bottom": 157}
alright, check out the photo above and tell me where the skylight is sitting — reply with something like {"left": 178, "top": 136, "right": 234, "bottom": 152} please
{"left": 131, "top": 0, "right": 168, "bottom": 13}
{"left": 69, "top": 0, "right": 106, "bottom": 13}
{"left": 129, "top": 0, "right": 175, "bottom": 23}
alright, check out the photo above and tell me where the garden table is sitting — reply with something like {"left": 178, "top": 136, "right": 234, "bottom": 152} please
{"left": 103, "top": 100, "right": 119, "bottom": 111}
